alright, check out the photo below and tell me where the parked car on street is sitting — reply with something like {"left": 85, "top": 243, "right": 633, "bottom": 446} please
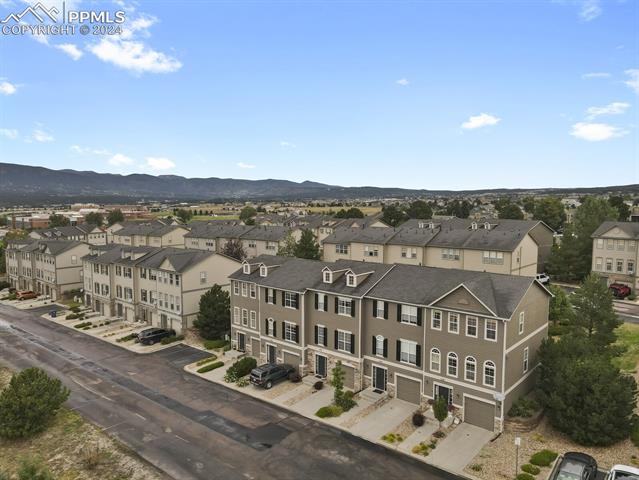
{"left": 606, "top": 465, "right": 639, "bottom": 480}
{"left": 609, "top": 283, "right": 631, "bottom": 299}
{"left": 136, "top": 328, "right": 175, "bottom": 345}
{"left": 16, "top": 291, "right": 37, "bottom": 300}
{"left": 249, "top": 363, "right": 296, "bottom": 389}
{"left": 549, "top": 452, "right": 598, "bottom": 480}
{"left": 535, "top": 273, "right": 551, "bottom": 285}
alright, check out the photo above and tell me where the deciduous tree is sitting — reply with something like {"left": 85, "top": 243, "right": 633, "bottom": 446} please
{"left": 107, "top": 209, "right": 124, "bottom": 226}
{"left": 533, "top": 197, "right": 566, "bottom": 231}
{"left": 381, "top": 204, "right": 407, "bottom": 226}
{"left": 405, "top": 200, "right": 432, "bottom": 219}
{"left": 84, "top": 212, "right": 104, "bottom": 226}
{"left": 221, "top": 239, "right": 246, "bottom": 261}
{"left": 608, "top": 195, "right": 630, "bottom": 221}
{"left": 239, "top": 206, "right": 257, "bottom": 222}
{"left": 48, "top": 214, "right": 70, "bottom": 228}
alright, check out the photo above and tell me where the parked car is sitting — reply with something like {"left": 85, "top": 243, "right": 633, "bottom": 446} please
{"left": 249, "top": 363, "right": 296, "bottom": 389}
{"left": 16, "top": 291, "right": 38, "bottom": 300}
{"left": 606, "top": 465, "right": 639, "bottom": 480}
{"left": 550, "top": 452, "right": 598, "bottom": 480}
{"left": 535, "top": 273, "right": 551, "bottom": 285}
{"left": 136, "top": 328, "right": 175, "bottom": 345}
{"left": 609, "top": 283, "right": 631, "bottom": 299}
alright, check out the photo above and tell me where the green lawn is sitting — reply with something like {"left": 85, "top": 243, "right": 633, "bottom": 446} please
{"left": 614, "top": 323, "right": 639, "bottom": 372}
{"left": 191, "top": 215, "right": 239, "bottom": 221}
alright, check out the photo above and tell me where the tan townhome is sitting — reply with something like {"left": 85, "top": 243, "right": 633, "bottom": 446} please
{"left": 30, "top": 224, "right": 107, "bottom": 245}
{"left": 111, "top": 223, "right": 189, "bottom": 248}
{"left": 229, "top": 255, "right": 551, "bottom": 432}
{"left": 591, "top": 221, "right": 639, "bottom": 291}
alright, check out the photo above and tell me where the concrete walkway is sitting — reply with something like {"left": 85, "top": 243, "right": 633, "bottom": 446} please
{"left": 349, "top": 398, "right": 415, "bottom": 440}
{"left": 398, "top": 417, "right": 439, "bottom": 454}
{"left": 427, "top": 423, "right": 494, "bottom": 474}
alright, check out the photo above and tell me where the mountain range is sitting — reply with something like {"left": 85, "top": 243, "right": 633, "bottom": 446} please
{"left": 0, "top": 162, "right": 636, "bottom": 205}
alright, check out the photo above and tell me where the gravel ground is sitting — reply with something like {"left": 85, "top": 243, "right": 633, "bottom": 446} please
{"left": 464, "top": 417, "right": 639, "bottom": 479}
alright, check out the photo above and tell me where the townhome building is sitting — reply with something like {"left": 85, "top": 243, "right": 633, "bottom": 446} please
{"left": 229, "top": 255, "right": 551, "bottom": 432}
{"left": 591, "top": 221, "right": 639, "bottom": 291}
{"left": 82, "top": 245, "right": 241, "bottom": 333}
{"left": 4, "top": 239, "right": 89, "bottom": 299}
{"left": 110, "top": 222, "right": 189, "bottom": 248}
{"left": 323, "top": 218, "right": 554, "bottom": 276}
{"left": 29, "top": 224, "right": 107, "bottom": 245}
{"left": 106, "top": 219, "right": 182, "bottom": 244}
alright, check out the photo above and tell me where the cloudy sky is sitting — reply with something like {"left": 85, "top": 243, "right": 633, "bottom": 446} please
{"left": 0, "top": 0, "right": 637, "bottom": 189}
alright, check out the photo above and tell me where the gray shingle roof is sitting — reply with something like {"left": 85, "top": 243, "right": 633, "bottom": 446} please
{"left": 184, "top": 224, "right": 255, "bottom": 239}
{"left": 135, "top": 248, "right": 215, "bottom": 273}
{"left": 591, "top": 221, "right": 639, "bottom": 239}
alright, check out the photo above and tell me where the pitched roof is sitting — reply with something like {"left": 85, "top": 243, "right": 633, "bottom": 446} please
{"left": 591, "top": 221, "right": 639, "bottom": 239}
{"left": 135, "top": 248, "right": 215, "bottom": 273}
{"left": 184, "top": 224, "right": 255, "bottom": 239}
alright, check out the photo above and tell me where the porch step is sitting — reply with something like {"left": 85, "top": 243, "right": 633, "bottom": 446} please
{"left": 360, "top": 387, "right": 389, "bottom": 404}
{"left": 302, "top": 374, "right": 326, "bottom": 387}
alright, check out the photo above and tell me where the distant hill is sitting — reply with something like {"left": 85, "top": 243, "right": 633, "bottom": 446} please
{"left": 0, "top": 162, "right": 636, "bottom": 205}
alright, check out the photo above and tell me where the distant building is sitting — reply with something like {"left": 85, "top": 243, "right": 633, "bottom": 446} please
{"left": 591, "top": 221, "right": 638, "bottom": 291}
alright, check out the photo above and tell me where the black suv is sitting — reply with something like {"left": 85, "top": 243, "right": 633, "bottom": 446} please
{"left": 550, "top": 452, "right": 598, "bottom": 480}
{"left": 250, "top": 363, "right": 295, "bottom": 389}
{"left": 136, "top": 328, "right": 174, "bottom": 345}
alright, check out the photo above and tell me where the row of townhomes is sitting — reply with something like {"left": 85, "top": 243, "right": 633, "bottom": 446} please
{"left": 5, "top": 239, "right": 90, "bottom": 299}
{"left": 591, "top": 221, "right": 639, "bottom": 290}
{"left": 107, "top": 219, "right": 189, "bottom": 247}
{"left": 81, "top": 244, "right": 240, "bottom": 333}
{"left": 322, "top": 218, "right": 554, "bottom": 276}
{"left": 185, "top": 224, "right": 301, "bottom": 256}
{"left": 229, "top": 254, "right": 551, "bottom": 432}
{"left": 29, "top": 224, "right": 108, "bottom": 245}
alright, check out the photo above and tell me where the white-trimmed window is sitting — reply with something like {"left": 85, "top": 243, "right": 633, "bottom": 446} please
{"left": 249, "top": 283, "right": 256, "bottom": 299}
{"left": 431, "top": 310, "right": 442, "bottom": 330}
{"left": 441, "top": 248, "right": 460, "bottom": 260}
{"left": 337, "top": 330, "right": 352, "bottom": 353}
{"left": 335, "top": 244, "right": 349, "bottom": 255}
{"left": 284, "top": 291, "right": 298, "bottom": 309}
{"left": 267, "top": 318, "right": 275, "bottom": 336}
{"left": 595, "top": 257, "right": 603, "bottom": 270}
{"left": 346, "top": 274, "right": 356, "bottom": 287}
{"left": 317, "top": 294, "right": 325, "bottom": 311}
{"left": 616, "top": 259, "right": 624, "bottom": 273}
{"left": 267, "top": 288, "right": 275, "bottom": 304}
{"left": 233, "top": 307, "right": 240, "bottom": 325}
{"left": 338, "top": 297, "right": 352, "bottom": 316}
{"left": 447, "top": 352, "right": 458, "bottom": 377}
{"left": 242, "top": 263, "right": 250, "bottom": 274}
{"left": 448, "top": 312, "right": 459, "bottom": 334}
{"left": 241, "top": 282, "right": 248, "bottom": 297}
{"left": 399, "top": 340, "right": 417, "bottom": 365}
{"left": 250, "top": 310, "right": 257, "bottom": 329}
{"left": 200, "top": 271, "right": 207, "bottom": 284}
{"left": 523, "top": 347, "right": 529, "bottom": 373}
{"left": 375, "top": 335, "right": 384, "bottom": 357}
{"left": 466, "top": 316, "right": 478, "bottom": 337}
{"left": 260, "top": 265, "right": 267, "bottom": 277}
{"left": 482, "top": 251, "right": 504, "bottom": 265}
{"left": 606, "top": 258, "right": 613, "bottom": 271}
{"left": 401, "top": 305, "right": 418, "bottom": 325}
{"left": 485, "top": 319, "right": 498, "bottom": 341}
{"left": 317, "top": 325, "right": 326, "bottom": 346}
{"left": 363, "top": 245, "right": 379, "bottom": 257}
{"left": 323, "top": 271, "right": 332, "bottom": 283}
{"left": 596, "top": 238, "right": 604, "bottom": 249}
{"left": 376, "top": 301, "right": 385, "bottom": 319}
{"left": 518, "top": 312, "right": 525, "bottom": 335}
{"left": 465, "top": 356, "right": 476, "bottom": 382}
{"left": 401, "top": 247, "right": 417, "bottom": 259}
{"left": 284, "top": 322, "right": 297, "bottom": 342}
{"left": 430, "top": 348, "right": 441, "bottom": 373}
{"left": 241, "top": 309, "right": 248, "bottom": 326}
{"left": 484, "top": 361, "right": 496, "bottom": 387}
{"left": 629, "top": 261, "right": 635, "bottom": 275}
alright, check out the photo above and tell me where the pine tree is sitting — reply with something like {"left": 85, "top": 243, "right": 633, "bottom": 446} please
{"left": 193, "top": 285, "right": 231, "bottom": 340}
{"left": 294, "top": 229, "right": 320, "bottom": 260}
{"left": 570, "top": 273, "right": 621, "bottom": 346}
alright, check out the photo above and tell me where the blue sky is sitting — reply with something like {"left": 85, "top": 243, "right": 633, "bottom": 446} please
{"left": 0, "top": 0, "right": 638, "bottom": 190}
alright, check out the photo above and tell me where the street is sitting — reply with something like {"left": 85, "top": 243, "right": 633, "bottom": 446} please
{"left": 556, "top": 284, "right": 639, "bottom": 324}
{"left": 0, "top": 304, "right": 460, "bottom": 480}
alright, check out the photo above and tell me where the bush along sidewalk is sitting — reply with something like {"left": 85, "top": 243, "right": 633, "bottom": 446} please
{"left": 197, "top": 361, "right": 224, "bottom": 373}
{"left": 315, "top": 361, "right": 357, "bottom": 418}
{"left": 224, "top": 357, "right": 257, "bottom": 383}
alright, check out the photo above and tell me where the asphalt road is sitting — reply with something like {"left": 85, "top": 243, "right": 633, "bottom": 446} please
{"left": 0, "top": 304, "right": 461, "bottom": 480}
{"left": 556, "top": 284, "right": 639, "bottom": 324}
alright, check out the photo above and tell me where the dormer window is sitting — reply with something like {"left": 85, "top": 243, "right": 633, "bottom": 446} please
{"left": 471, "top": 222, "right": 478, "bottom": 230}
{"left": 323, "top": 271, "right": 332, "bottom": 283}
{"left": 484, "top": 222, "right": 491, "bottom": 230}
{"left": 429, "top": 221, "right": 435, "bottom": 229}
{"left": 418, "top": 221, "right": 426, "bottom": 229}
{"left": 242, "top": 263, "right": 250, "bottom": 274}
{"left": 260, "top": 265, "right": 267, "bottom": 277}
{"left": 346, "top": 273, "right": 356, "bottom": 287}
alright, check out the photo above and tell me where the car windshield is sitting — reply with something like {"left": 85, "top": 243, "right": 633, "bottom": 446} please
{"left": 614, "top": 473, "right": 639, "bottom": 480}
{"left": 556, "top": 461, "right": 585, "bottom": 480}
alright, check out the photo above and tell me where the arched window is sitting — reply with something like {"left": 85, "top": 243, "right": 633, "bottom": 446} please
{"left": 430, "top": 348, "right": 441, "bottom": 373}
{"left": 484, "top": 361, "right": 496, "bottom": 387}
{"left": 464, "top": 356, "right": 476, "bottom": 382}
{"left": 375, "top": 335, "right": 384, "bottom": 356}
{"left": 447, "top": 352, "right": 458, "bottom": 377}
{"left": 267, "top": 318, "right": 275, "bottom": 336}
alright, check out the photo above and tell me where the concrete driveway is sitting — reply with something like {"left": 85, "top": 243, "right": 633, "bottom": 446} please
{"left": 349, "top": 398, "right": 416, "bottom": 440}
{"left": 427, "top": 423, "right": 494, "bottom": 474}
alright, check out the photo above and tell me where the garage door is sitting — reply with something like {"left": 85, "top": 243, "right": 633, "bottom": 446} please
{"left": 464, "top": 397, "right": 495, "bottom": 431}
{"left": 283, "top": 352, "right": 300, "bottom": 372}
{"left": 251, "top": 338, "right": 260, "bottom": 358}
{"left": 396, "top": 375, "right": 421, "bottom": 404}
{"left": 342, "top": 365, "right": 355, "bottom": 389}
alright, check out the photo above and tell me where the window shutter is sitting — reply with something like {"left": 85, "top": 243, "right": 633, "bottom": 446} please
{"left": 384, "top": 302, "right": 388, "bottom": 319}
{"left": 417, "top": 308, "right": 423, "bottom": 326}
{"left": 272, "top": 290, "right": 277, "bottom": 304}
{"left": 273, "top": 321, "right": 277, "bottom": 338}
{"left": 281, "top": 291, "right": 285, "bottom": 306}
{"left": 314, "top": 325, "right": 318, "bottom": 344}
{"left": 295, "top": 293, "right": 300, "bottom": 310}
{"left": 314, "top": 293, "right": 318, "bottom": 310}
{"left": 334, "top": 330, "right": 338, "bottom": 349}
{"left": 294, "top": 325, "right": 299, "bottom": 343}
{"left": 373, "top": 300, "right": 377, "bottom": 317}
{"left": 323, "top": 295, "right": 328, "bottom": 312}
{"left": 397, "top": 304, "right": 401, "bottom": 322}
{"left": 372, "top": 336, "right": 376, "bottom": 355}
{"left": 350, "top": 299, "right": 355, "bottom": 317}
{"left": 396, "top": 340, "right": 401, "bottom": 361}
{"left": 264, "top": 319, "right": 268, "bottom": 335}
{"left": 281, "top": 323, "right": 286, "bottom": 339}
{"left": 383, "top": 338, "right": 388, "bottom": 357}
{"left": 323, "top": 327, "right": 328, "bottom": 346}
{"left": 350, "top": 334, "right": 355, "bottom": 354}
{"left": 334, "top": 297, "right": 338, "bottom": 314}
{"left": 416, "top": 344, "right": 422, "bottom": 367}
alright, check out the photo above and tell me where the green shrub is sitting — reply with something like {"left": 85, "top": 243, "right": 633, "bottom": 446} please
{"left": 516, "top": 474, "right": 535, "bottom": 480}
{"left": 203, "top": 339, "right": 228, "bottom": 350}
{"left": 521, "top": 464, "right": 541, "bottom": 475}
{"left": 66, "top": 313, "right": 78, "bottom": 320}
{"left": 628, "top": 292, "right": 637, "bottom": 301}
{"left": 0, "top": 470, "right": 9, "bottom": 480}
{"left": 160, "top": 335, "right": 184, "bottom": 345}
{"left": 70, "top": 306, "right": 81, "bottom": 313}
{"left": 17, "top": 456, "right": 54, "bottom": 480}
{"left": 0, "top": 368, "right": 70, "bottom": 440}
{"left": 381, "top": 432, "right": 404, "bottom": 444}
{"left": 224, "top": 357, "right": 257, "bottom": 383}
{"left": 223, "top": 343, "right": 231, "bottom": 352}
{"left": 631, "top": 422, "right": 639, "bottom": 447}
{"left": 508, "top": 397, "right": 540, "bottom": 418}
{"left": 548, "top": 324, "right": 568, "bottom": 337}
{"left": 196, "top": 355, "right": 218, "bottom": 366}
{"left": 315, "top": 405, "right": 343, "bottom": 418}
{"left": 236, "top": 377, "right": 249, "bottom": 387}
{"left": 336, "top": 389, "right": 357, "bottom": 412}
{"left": 73, "top": 321, "right": 92, "bottom": 329}
{"left": 116, "top": 333, "right": 137, "bottom": 343}
{"left": 0, "top": 281, "right": 10, "bottom": 290}
{"left": 197, "top": 361, "right": 224, "bottom": 373}
{"left": 529, "top": 449, "right": 558, "bottom": 467}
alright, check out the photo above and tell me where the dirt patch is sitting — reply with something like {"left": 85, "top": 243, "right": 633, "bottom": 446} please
{"left": 0, "top": 366, "right": 164, "bottom": 480}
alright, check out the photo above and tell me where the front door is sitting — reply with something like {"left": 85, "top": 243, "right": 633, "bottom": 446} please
{"left": 315, "top": 354, "right": 327, "bottom": 377}
{"left": 160, "top": 314, "right": 168, "bottom": 329}
{"left": 435, "top": 384, "right": 452, "bottom": 405}
{"left": 117, "top": 303, "right": 123, "bottom": 317}
{"left": 267, "top": 344, "right": 276, "bottom": 364}
{"left": 373, "top": 365, "right": 387, "bottom": 391}
{"left": 237, "top": 332, "right": 246, "bottom": 352}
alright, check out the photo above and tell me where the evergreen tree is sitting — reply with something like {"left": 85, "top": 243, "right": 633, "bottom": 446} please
{"left": 570, "top": 274, "right": 621, "bottom": 346}
{"left": 608, "top": 195, "right": 630, "bottom": 221}
{"left": 48, "top": 214, "right": 70, "bottom": 228}
{"left": 381, "top": 204, "right": 407, "bottom": 226}
{"left": 277, "top": 231, "right": 297, "bottom": 257}
{"left": 533, "top": 196, "right": 566, "bottom": 231}
{"left": 335, "top": 207, "right": 364, "bottom": 218}
{"left": 496, "top": 200, "right": 524, "bottom": 220}
{"left": 176, "top": 208, "right": 193, "bottom": 223}
{"left": 294, "top": 229, "right": 320, "bottom": 260}
{"left": 548, "top": 284, "right": 573, "bottom": 326}
{"left": 193, "top": 285, "right": 230, "bottom": 340}
{"left": 84, "top": 212, "right": 104, "bottom": 226}
{"left": 221, "top": 239, "right": 246, "bottom": 261}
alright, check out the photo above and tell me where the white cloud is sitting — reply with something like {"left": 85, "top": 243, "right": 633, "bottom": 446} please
{"left": 461, "top": 113, "right": 501, "bottom": 130}
{"left": 55, "top": 43, "right": 83, "bottom": 60}
{"left": 579, "top": 0, "right": 602, "bottom": 21}
{"left": 396, "top": 78, "right": 409, "bottom": 86}
{"left": 71, "top": 145, "right": 111, "bottom": 155}
{"left": 582, "top": 72, "right": 610, "bottom": 79}
{"left": 0, "top": 80, "right": 17, "bottom": 95}
{"left": 108, "top": 153, "right": 134, "bottom": 166}
{"left": 585, "top": 102, "right": 630, "bottom": 119}
{"left": 144, "top": 157, "right": 175, "bottom": 170}
{"left": 88, "top": 38, "right": 182, "bottom": 74}
{"left": 0, "top": 128, "right": 18, "bottom": 139}
{"left": 279, "top": 141, "right": 296, "bottom": 148}
{"left": 120, "top": 14, "right": 156, "bottom": 40}
{"left": 237, "top": 162, "right": 255, "bottom": 169}
{"left": 624, "top": 69, "right": 639, "bottom": 95}
{"left": 32, "top": 129, "right": 54, "bottom": 142}
{"left": 570, "top": 122, "right": 627, "bottom": 141}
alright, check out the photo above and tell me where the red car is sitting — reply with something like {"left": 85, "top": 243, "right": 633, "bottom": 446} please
{"left": 16, "top": 291, "right": 38, "bottom": 300}
{"left": 609, "top": 283, "right": 631, "bottom": 299}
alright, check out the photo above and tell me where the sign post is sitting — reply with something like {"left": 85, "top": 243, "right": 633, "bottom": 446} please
{"left": 515, "top": 436, "right": 521, "bottom": 477}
